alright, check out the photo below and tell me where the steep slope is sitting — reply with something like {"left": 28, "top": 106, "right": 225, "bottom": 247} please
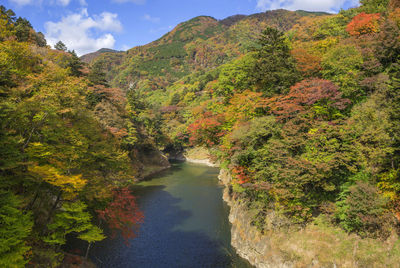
{"left": 90, "top": 9, "right": 330, "bottom": 92}
{"left": 98, "top": 1, "right": 400, "bottom": 266}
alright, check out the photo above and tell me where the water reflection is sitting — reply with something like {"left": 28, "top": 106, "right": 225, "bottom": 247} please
{"left": 89, "top": 162, "right": 252, "bottom": 268}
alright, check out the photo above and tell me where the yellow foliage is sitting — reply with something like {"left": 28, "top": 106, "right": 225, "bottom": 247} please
{"left": 30, "top": 164, "right": 87, "bottom": 197}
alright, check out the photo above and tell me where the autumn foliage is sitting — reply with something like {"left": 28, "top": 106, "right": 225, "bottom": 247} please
{"left": 266, "top": 79, "right": 350, "bottom": 120}
{"left": 291, "top": 48, "right": 322, "bottom": 77}
{"left": 188, "top": 112, "right": 226, "bottom": 147}
{"left": 232, "top": 166, "right": 252, "bottom": 184}
{"left": 346, "top": 12, "right": 381, "bottom": 36}
{"left": 97, "top": 188, "right": 144, "bottom": 244}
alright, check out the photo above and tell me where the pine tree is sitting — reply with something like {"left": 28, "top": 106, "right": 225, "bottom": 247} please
{"left": 250, "top": 27, "right": 299, "bottom": 96}
{"left": 67, "top": 50, "right": 83, "bottom": 77}
{"left": 14, "top": 17, "right": 32, "bottom": 42}
{"left": 88, "top": 61, "right": 109, "bottom": 87}
{"left": 54, "top": 41, "right": 67, "bottom": 52}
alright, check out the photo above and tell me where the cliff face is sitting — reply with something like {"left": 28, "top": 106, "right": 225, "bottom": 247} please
{"left": 218, "top": 169, "right": 400, "bottom": 267}
{"left": 134, "top": 148, "right": 171, "bottom": 179}
{"left": 218, "top": 169, "right": 293, "bottom": 268}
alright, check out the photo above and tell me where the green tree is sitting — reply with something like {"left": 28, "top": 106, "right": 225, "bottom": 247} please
{"left": 322, "top": 44, "right": 364, "bottom": 100}
{"left": 34, "top": 32, "right": 46, "bottom": 47}
{"left": 88, "top": 61, "right": 109, "bottom": 87}
{"left": 360, "top": 0, "right": 389, "bottom": 13}
{"left": 79, "top": 226, "right": 105, "bottom": 259}
{"left": 386, "top": 59, "right": 400, "bottom": 168}
{"left": 44, "top": 201, "right": 104, "bottom": 246}
{"left": 54, "top": 40, "right": 67, "bottom": 51}
{"left": 0, "top": 191, "right": 33, "bottom": 267}
{"left": 336, "top": 181, "right": 393, "bottom": 238}
{"left": 14, "top": 17, "right": 32, "bottom": 42}
{"left": 250, "top": 27, "right": 299, "bottom": 96}
{"left": 216, "top": 53, "right": 256, "bottom": 97}
{"left": 0, "top": 6, "right": 16, "bottom": 41}
{"left": 67, "top": 50, "right": 83, "bottom": 77}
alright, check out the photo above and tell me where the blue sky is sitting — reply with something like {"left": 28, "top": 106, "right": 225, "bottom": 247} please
{"left": 3, "top": 0, "right": 359, "bottom": 55}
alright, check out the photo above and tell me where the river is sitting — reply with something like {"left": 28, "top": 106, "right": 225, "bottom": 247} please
{"left": 87, "top": 161, "right": 252, "bottom": 267}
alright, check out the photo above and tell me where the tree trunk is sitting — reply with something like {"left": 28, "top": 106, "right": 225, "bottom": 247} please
{"left": 46, "top": 190, "right": 62, "bottom": 223}
{"left": 85, "top": 242, "right": 92, "bottom": 260}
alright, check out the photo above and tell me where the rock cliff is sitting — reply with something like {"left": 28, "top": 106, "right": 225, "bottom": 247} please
{"left": 219, "top": 169, "right": 294, "bottom": 268}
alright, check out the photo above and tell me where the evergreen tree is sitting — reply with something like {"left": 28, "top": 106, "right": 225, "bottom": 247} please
{"left": 14, "top": 17, "right": 32, "bottom": 42}
{"left": 34, "top": 32, "right": 47, "bottom": 47}
{"left": 54, "top": 41, "right": 67, "bottom": 51}
{"left": 67, "top": 50, "right": 83, "bottom": 77}
{"left": 250, "top": 27, "right": 299, "bottom": 96}
{"left": 88, "top": 61, "right": 109, "bottom": 87}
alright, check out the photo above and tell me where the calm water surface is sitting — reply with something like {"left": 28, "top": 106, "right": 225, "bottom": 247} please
{"left": 89, "top": 162, "right": 253, "bottom": 268}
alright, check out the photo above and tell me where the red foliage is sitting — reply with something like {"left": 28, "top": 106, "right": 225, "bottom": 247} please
{"left": 232, "top": 166, "right": 252, "bottom": 184}
{"left": 97, "top": 188, "right": 144, "bottom": 244}
{"left": 266, "top": 79, "right": 350, "bottom": 120}
{"left": 346, "top": 12, "right": 381, "bottom": 36}
{"left": 188, "top": 111, "right": 225, "bottom": 147}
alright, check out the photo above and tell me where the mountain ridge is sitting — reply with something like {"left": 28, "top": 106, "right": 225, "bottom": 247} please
{"left": 83, "top": 9, "right": 332, "bottom": 90}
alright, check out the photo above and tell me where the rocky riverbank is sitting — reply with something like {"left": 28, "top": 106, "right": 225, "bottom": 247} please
{"left": 218, "top": 169, "right": 294, "bottom": 268}
{"left": 218, "top": 168, "right": 400, "bottom": 268}
{"left": 168, "top": 147, "right": 219, "bottom": 167}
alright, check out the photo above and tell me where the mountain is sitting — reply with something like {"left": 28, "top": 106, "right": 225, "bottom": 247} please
{"left": 88, "top": 9, "right": 331, "bottom": 91}
{"left": 80, "top": 48, "right": 123, "bottom": 64}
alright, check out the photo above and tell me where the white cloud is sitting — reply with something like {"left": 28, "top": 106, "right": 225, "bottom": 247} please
{"left": 45, "top": 9, "right": 123, "bottom": 56}
{"left": 143, "top": 14, "right": 160, "bottom": 23}
{"left": 9, "top": 0, "right": 36, "bottom": 6}
{"left": 256, "top": 0, "right": 359, "bottom": 13}
{"left": 56, "top": 0, "right": 71, "bottom": 6}
{"left": 9, "top": 0, "right": 84, "bottom": 6}
{"left": 112, "top": 0, "right": 146, "bottom": 4}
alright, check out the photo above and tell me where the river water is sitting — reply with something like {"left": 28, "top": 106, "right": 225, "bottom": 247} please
{"left": 88, "top": 161, "right": 252, "bottom": 267}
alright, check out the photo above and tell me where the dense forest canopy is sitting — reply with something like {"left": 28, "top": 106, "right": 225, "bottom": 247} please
{"left": 0, "top": 5, "right": 159, "bottom": 266}
{"left": 1, "top": 0, "right": 400, "bottom": 266}
{"left": 93, "top": 0, "right": 400, "bottom": 241}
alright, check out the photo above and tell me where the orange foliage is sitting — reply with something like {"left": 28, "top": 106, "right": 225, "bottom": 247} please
{"left": 346, "top": 12, "right": 381, "bottom": 36}
{"left": 266, "top": 79, "right": 349, "bottom": 120}
{"left": 291, "top": 48, "right": 322, "bottom": 77}
{"left": 232, "top": 166, "right": 252, "bottom": 184}
{"left": 225, "top": 90, "right": 264, "bottom": 122}
{"left": 389, "top": 8, "right": 400, "bottom": 26}
{"left": 188, "top": 112, "right": 226, "bottom": 147}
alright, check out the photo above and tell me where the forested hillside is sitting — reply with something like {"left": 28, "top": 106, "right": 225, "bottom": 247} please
{"left": 2, "top": 0, "right": 400, "bottom": 266}
{"left": 93, "top": 0, "right": 400, "bottom": 261}
{"left": 90, "top": 10, "right": 328, "bottom": 92}
{"left": 0, "top": 6, "right": 168, "bottom": 266}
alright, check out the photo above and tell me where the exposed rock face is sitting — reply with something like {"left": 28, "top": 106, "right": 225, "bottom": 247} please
{"left": 183, "top": 147, "right": 219, "bottom": 167}
{"left": 135, "top": 148, "right": 171, "bottom": 180}
{"left": 218, "top": 169, "right": 294, "bottom": 268}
